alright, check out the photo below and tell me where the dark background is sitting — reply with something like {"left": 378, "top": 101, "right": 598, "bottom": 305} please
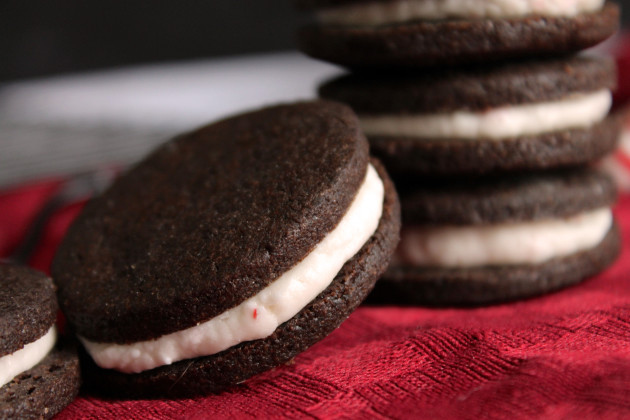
{"left": 0, "top": 1, "right": 300, "bottom": 81}
{"left": 1, "top": 1, "right": 628, "bottom": 82}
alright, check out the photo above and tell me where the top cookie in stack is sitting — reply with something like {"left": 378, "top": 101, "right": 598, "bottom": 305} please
{"left": 296, "top": 0, "right": 622, "bottom": 305}
{"left": 297, "top": 0, "right": 619, "bottom": 69}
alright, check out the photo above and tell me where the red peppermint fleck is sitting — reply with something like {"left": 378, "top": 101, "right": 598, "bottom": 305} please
{"left": 253, "top": 308, "right": 257, "bottom": 319}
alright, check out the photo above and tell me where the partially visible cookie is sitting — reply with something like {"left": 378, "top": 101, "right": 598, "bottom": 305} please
{"left": 319, "top": 56, "right": 620, "bottom": 175}
{"left": 1, "top": 342, "right": 81, "bottom": 420}
{"left": 370, "top": 169, "right": 621, "bottom": 306}
{"left": 298, "top": 0, "right": 619, "bottom": 69}
{"left": 0, "top": 265, "right": 80, "bottom": 419}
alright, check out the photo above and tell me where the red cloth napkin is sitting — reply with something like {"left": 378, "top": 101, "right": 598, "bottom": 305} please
{"left": 1, "top": 181, "right": 630, "bottom": 420}
{"left": 0, "top": 179, "right": 85, "bottom": 272}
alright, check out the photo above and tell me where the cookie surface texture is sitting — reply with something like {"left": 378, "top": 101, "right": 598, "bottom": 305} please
{"left": 0, "top": 265, "right": 57, "bottom": 357}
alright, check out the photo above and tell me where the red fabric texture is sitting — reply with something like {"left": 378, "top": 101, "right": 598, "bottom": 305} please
{"left": 0, "top": 182, "right": 629, "bottom": 419}
{"left": 0, "top": 179, "right": 85, "bottom": 272}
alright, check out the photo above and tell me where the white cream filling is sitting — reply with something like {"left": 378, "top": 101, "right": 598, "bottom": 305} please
{"left": 0, "top": 326, "right": 56, "bottom": 388}
{"left": 81, "top": 164, "right": 385, "bottom": 373}
{"left": 359, "top": 90, "right": 611, "bottom": 140}
{"left": 318, "top": 0, "right": 605, "bottom": 26}
{"left": 396, "top": 207, "right": 611, "bottom": 268}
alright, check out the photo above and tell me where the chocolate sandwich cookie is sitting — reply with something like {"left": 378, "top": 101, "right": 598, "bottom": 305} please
{"left": 369, "top": 169, "right": 620, "bottom": 306}
{"left": 53, "top": 101, "right": 400, "bottom": 397}
{"left": 297, "top": 0, "right": 619, "bottom": 69}
{"left": 0, "top": 265, "right": 80, "bottom": 420}
{"left": 319, "top": 56, "right": 620, "bottom": 175}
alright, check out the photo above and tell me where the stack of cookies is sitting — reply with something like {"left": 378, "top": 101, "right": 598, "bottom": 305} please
{"left": 297, "top": 0, "right": 622, "bottom": 304}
